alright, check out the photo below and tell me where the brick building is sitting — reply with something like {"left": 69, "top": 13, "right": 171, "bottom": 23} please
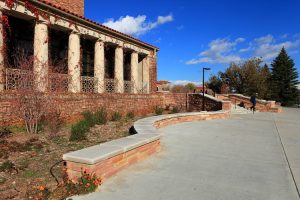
{"left": 156, "top": 80, "right": 170, "bottom": 92}
{"left": 0, "top": 0, "right": 158, "bottom": 94}
{"left": 0, "top": 0, "right": 230, "bottom": 126}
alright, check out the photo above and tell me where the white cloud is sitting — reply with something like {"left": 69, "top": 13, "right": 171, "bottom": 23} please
{"left": 254, "top": 34, "right": 274, "bottom": 45}
{"left": 186, "top": 38, "right": 243, "bottom": 65}
{"left": 293, "top": 33, "right": 300, "bottom": 39}
{"left": 153, "top": 37, "right": 162, "bottom": 43}
{"left": 235, "top": 37, "right": 246, "bottom": 43}
{"left": 170, "top": 80, "right": 202, "bottom": 86}
{"left": 280, "top": 34, "right": 289, "bottom": 39}
{"left": 239, "top": 47, "right": 251, "bottom": 53}
{"left": 103, "top": 14, "right": 173, "bottom": 36}
{"left": 253, "top": 34, "right": 300, "bottom": 60}
{"left": 186, "top": 34, "right": 300, "bottom": 65}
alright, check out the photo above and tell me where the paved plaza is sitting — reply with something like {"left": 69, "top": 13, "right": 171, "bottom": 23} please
{"left": 72, "top": 108, "right": 300, "bottom": 200}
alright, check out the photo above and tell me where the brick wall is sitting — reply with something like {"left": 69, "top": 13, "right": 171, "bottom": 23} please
{"left": 0, "top": 92, "right": 186, "bottom": 125}
{"left": 188, "top": 94, "right": 223, "bottom": 111}
{"left": 66, "top": 140, "right": 161, "bottom": 181}
{"left": 0, "top": 92, "right": 229, "bottom": 126}
{"left": 45, "top": 0, "right": 84, "bottom": 16}
{"left": 149, "top": 56, "right": 157, "bottom": 93}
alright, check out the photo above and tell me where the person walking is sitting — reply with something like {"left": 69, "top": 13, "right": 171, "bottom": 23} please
{"left": 250, "top": 93, "right": 257, "bottom": 113}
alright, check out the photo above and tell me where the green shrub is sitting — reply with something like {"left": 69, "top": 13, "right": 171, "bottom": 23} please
{"left": 94, "top": 108, "right": 108, "bottom": 125}
{"left": 171, "top": 106, "right": 179, "bottom": 114}
{"left": 69, "top": 120, "right": 89, "bottom": 141}
{"left": 82, "top": 111, "right": 96, "bottom": 127}
{"left": 126, "top": 111, "right": 135, "bottom": 119}
{"left": 111, "top": 112, "right": 122, "bottom": 121}
{"left": 155, "top": 106, "right": 163, "bottom": 115}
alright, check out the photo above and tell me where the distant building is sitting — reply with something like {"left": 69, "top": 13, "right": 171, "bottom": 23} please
{"left": 157, "top": 80, "right": 170, "bottom": 92}
{"left": 194, "top": 86, "right": 214, "bottom": 95}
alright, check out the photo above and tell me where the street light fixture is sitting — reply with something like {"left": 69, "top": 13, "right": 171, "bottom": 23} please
{"left": 202, "top": 67, "right": 211, "bottom": 111}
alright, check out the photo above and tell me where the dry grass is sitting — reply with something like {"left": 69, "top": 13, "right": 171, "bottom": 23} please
{"left": 0, "top": 118, "right": 135, "bottom": 199}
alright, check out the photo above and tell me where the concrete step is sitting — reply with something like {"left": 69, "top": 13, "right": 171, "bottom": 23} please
{"left": 231, "top": 105, "right": 254, "bottom": 114}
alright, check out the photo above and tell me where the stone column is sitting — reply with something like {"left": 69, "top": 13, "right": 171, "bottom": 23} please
{"left": 131, "top": 51, "right": 138, "bottom": 94}
{"left": 142, "top": 56, "right": 150, "bottom": 94}
{"left": 94, "top": 40, "right": 105, "bottom": 93}
{"left": 68, "top": 32, "right": 81, "bottom": 93}
{"left": 0, "top": 11, "right": 4, "bottom": 91}
{"left": 34, "top": 21, "right": 48, "bottom": 92}
{"left": 114, "top": 45, "right": 124, "bottom": 93}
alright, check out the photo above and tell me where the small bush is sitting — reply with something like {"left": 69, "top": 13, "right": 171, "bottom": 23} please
{"left": 82, "top": 111, "right": 96, "bottom": 127}
{"left": 69, "top": 120, "right": 89, "bottom": 141}
{"left": 155, "top": 106, "right": 163, "bottom": 115}
{"left": 126, "top": 111, "right": 135, "bottom": 119}
{"left": 171, "top": 106, "right": 179, "bottom": 114}
{"left": 111, "top": 112, "right": 122, "bottom": 121}
{"left": 94, "top": 108, "right": 108, "bottom": 125}
{"left": 64, "top": 170, "right": 102, "bottom": 198}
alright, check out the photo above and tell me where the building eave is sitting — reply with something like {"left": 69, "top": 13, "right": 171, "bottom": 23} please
{"left": 27, "top": 0, "right": 159, "bottom": 52}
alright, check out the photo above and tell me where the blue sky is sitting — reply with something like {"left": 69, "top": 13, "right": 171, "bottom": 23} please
{"left": 85, "top": 0, "right": 300, "bottom": 85}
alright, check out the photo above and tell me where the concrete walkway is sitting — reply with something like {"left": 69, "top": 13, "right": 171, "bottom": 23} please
{"left": 71, "top": 108, "right": 300, "bottom": 200}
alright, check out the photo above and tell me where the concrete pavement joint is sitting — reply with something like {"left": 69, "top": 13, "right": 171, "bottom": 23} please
{"left": 273, "top": 113, "right": 300, "bottom": 199}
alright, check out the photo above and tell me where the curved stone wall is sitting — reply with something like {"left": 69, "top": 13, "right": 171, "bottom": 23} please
{"left": 63, "top": 111, "right": 230, "bottom": 181}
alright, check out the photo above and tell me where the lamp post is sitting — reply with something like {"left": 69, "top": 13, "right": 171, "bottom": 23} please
{"left": 202, "top": 67, "right": 211, "bottom": 111}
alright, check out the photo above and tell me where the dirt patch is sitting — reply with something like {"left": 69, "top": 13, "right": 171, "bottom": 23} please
{"left": 0, "top": 118, "right": 136, "bottom": 200}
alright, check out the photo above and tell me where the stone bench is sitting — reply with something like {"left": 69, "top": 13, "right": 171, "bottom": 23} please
{"left": 63, "top": 110, "right": 230, "bottom": 181}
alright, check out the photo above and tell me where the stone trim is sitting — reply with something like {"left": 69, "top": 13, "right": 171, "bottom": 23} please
{"left": 63, "top": 111, "right": 230, "bottom": 181}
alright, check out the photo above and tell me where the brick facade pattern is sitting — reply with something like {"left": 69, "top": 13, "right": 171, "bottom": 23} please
{"left": 0, "top": 92, "right": 188, "bottom": 125}
{"left": 188, "top": 94, "right": 223, "bottom": 111}
{"left": 0, "top": 92, "right": 231, "bottom": 126}
{"left": 154, "top": 112, "right": 230, "bottom": 129}
{"left": 149, "top": 57, "right": 157, "bottom": 93}
{"left": 66, "top": 140, "right": 161, "bottom": 181}
{"left": 45, "top": 0, "right": 84, "bottom": 16}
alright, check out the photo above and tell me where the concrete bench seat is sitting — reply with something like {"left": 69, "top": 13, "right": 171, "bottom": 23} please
{"left": 63, "top": 133, "right": 161, "bottom": 165}
{"left": 63, "top": 110, "right": 229, "bottom": 181}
